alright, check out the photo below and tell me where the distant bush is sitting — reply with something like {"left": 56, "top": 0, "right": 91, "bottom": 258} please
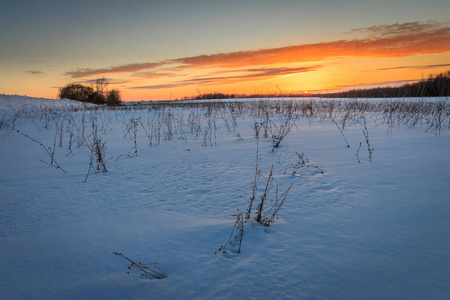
{"left": 58, "top": 78, "right": 122, "bottom": 105}
{"left": 58, "top": 83, "right": 95, "bottom": 103}
{"left": 88, "top": 91, "right": 106, "bottom": 105}
{"left": 106, "top": 88, "right": 122, "bottom": 106}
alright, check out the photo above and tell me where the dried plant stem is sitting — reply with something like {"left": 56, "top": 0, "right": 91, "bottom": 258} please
{"left": 246, "top": 137, "right": 260, "bottom": 219}
{"left": 5, "top": 124, "right": 66, "bottom": 173}
{"left": 113, "top": 252, "right": 167, "bottom": 279}
{"left": 217, "top": 212, "right": 245, "bottom": 255}
{"left": 84, "top": 119, "right": 107, "bottom": 183}
{"left": 256, "top": 165, "right": 274, "bottom": 223}
{"left": 333, "top": 118, "right": 350, "bottom": 147}
{"left": 292, "top": 152, "right": 325, "bottom": 175}
{"left": 262, "top": 182, "right": 293, "bottom": 226}
{"left": 356, "top": 142, "right": 362, "bottom": 163}
{"left": 363, "top": 117, "right": 374, "bottom": 161}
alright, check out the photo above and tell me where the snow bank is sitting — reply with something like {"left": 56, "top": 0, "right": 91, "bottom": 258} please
{"left": 0, "top": 94, "right": 97, "bottom": 113}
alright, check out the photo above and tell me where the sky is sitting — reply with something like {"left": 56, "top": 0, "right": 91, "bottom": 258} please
{"left": 1, "top": 0, "right": 449, "bottom": 101}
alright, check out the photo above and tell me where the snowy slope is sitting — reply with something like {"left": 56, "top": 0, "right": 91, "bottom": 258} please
{"left": 0, "top": 96, "right": 449, "bottom": 299}
{"left": 0, "top": 94, "right": 97, "bottom": 113}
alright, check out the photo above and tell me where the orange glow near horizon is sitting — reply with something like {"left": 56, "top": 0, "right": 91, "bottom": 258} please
{"left": 6, "top": 55, "right": 449, "bottom": 102}
{"left": 2, "top": 21, "right": 449, "bottom": 101}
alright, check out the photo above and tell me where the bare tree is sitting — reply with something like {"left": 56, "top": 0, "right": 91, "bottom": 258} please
{"left": 95, "top": 77, "right": 109, "bottom": 96}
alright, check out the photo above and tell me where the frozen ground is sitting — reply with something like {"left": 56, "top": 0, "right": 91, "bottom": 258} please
{"left": 0, "top": 95, "right": 449, "bottom": 299}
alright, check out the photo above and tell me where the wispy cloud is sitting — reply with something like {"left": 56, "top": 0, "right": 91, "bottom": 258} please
{"left": 347, "top": 20, "right": 449, "bottom": 38}
{"left": 374, "top": 63, "right": 450, "bottom": 71}
{"left": 131, "top": 83, "right": 187, "bottom": 90}
{"left": 130, "top": 66, "right": 318, "bottom": 90}
{"left": 80, "top": 78, "right": 131, "bottom": 85}
{"left": 132, "top": 70, "right": 183, "bottom": 79}
{"left": 65, "top": 21, "right": 450, "bottom": 82}
{"left": 336, "top": 79, "right": 420, "bottom": 89}
{"left": 65, "top": 62, "right": 163, "bottom": 78}
{"left": 26, "top": 70, "right": 45, "bottom": 75}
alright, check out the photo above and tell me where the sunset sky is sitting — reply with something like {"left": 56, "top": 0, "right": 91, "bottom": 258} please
{"left": 1, "top": 0, "right": 449, "bottom": 101}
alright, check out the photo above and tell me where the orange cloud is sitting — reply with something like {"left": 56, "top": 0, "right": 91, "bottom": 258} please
{"left": 170, "top": 25, "right": 449, "bottom": 69}
{"left": 132, "top": 70, "right": 184, "bottom": 79}
{"left": 65, "top": 21, "right": 450, "bottom": 79}
{"left": 130, "top": 66, "right": 319, "bottom": 90}
{"left": 374, "top": 63, "right": 450, "bottom": 71}
{"left": 336, "top": 79, "right": 420, "bottom": 89}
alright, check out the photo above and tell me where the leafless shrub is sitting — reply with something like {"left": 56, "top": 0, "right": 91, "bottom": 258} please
{"left": 187, "top": 109, "right": 202, "bottom": 138}
{"left": 252, "top": 120, "right": 261, "bottom": 140}
{"left": 123, "top": 117, "right": 139, "bottom": 155}
{"left": 84, "top": 118, "right": 107, "bottom": 183}
{"left": 249, "top": 163, "right": 294, "bottom": 226}
{"left": 255, "top": 165, "right": 275, "bottom": 223}
{"left": 260, "top": 182, "right": 293, "bottom": 226}
{"left": 202, "top": 115, "right": 217, "bottom": 146}
{"left": 270, "top": 114, "right": 295, "bottom": 150}
{"left": 246, "top": 154, "right": 294, "bottom": 226}
{"left": 427, "top": 99, "right": 448, "bottom": 136}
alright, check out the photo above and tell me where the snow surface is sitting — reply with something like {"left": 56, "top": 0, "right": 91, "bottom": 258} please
{"left": 1, "top": 95, "right": 449, "bottom": 299}
{"left": 0, "top": 94, "right": 100, "bottom": 112}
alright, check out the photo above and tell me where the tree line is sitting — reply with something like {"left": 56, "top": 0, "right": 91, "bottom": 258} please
{"left": 315, "top": 70, "right": 450, "bottom": 98}
{"left": 58, "top": 70, "right": 449, "bottom": 103}
{"left": 184, "top": 70, "right": 450, "bottom": 100}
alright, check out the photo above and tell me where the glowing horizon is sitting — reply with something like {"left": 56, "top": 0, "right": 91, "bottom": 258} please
{"left": 1, "top": 1, "right": 449, "bottom": 101}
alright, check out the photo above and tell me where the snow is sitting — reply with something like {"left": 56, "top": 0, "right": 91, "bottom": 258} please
{"left": 0, "top": 94, "right": 97, "bottom": 112}
{"left": 1, "top": 94, "right": 449, "bottom": 299}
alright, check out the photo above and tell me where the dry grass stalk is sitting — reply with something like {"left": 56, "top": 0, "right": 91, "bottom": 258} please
{"left": 113, "top": 252, "right": 167, "bottom": 279}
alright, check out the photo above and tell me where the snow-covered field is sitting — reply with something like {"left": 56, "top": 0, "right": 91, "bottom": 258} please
{"left": 1, "top": 94, "right": 449, "bottom": 299}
